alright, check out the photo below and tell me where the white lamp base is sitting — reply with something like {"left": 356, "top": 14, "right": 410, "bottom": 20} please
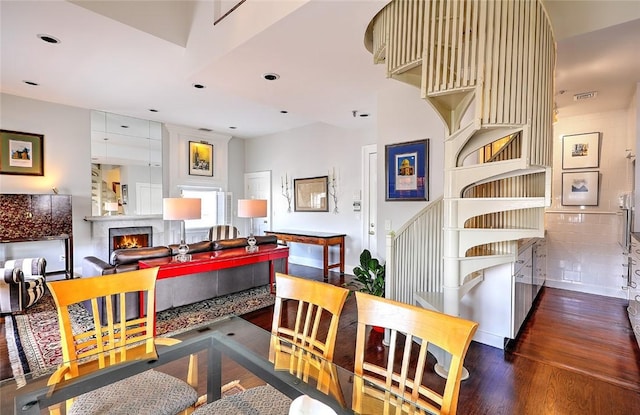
{"left": 246, "top": 235, "right": 258, "bottom": 252}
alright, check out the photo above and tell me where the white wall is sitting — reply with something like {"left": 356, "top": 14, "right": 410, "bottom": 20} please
{"left": 163, "top": 124, "right": 233, "bottom": 244}
{"left": 244, "top": 122, "right": 373, "bottom": 271}
{"left": 546, "top": 109, "right": 633, "bottom": 298}
{"left": 242, "top": 81, "right": 446, "bottom": 272}
{"left": 0, "top": 93, "right": 92, "bottom": 275}
{"left": 376, "top": 81, "right": 446, "bottom": 252}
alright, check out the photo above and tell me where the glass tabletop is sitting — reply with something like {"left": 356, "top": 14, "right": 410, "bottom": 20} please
{"left": 2, "top": 315, "right": 435, "bottom": 415}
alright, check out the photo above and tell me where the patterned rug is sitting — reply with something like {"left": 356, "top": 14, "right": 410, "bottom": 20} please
{"left": 5, "top": 285, "right": 274, "bottom": 387}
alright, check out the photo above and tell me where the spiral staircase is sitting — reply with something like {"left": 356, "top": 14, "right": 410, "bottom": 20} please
{"left": 367, "top": 0, "right": 555, "bottom": 337}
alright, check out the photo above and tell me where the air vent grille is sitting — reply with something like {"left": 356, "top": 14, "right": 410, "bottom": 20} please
{"left": 573, "top": 91, "right": 598, "bottom": 101}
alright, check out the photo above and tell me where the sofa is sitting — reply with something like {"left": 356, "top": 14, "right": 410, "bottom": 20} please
{"left": 82, "top": 234, "right": 284, "bottom": 322}
{"left": 0, "top": 257, "right": 47, "bottom": 314}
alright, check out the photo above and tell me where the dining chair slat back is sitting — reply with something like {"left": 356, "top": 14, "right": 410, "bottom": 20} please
{"left": 353, "top": 292, "right": 479, "bottom": 415}
{"left": 46, "top": 267, "right": 198, "bottom": 415}
{"left": 270, "top": 273, "right": 349, "bottom": 402}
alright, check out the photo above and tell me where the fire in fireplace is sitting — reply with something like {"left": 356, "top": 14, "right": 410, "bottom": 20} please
{"left": 109, "top": 226, "right": 153, "bottom": 256}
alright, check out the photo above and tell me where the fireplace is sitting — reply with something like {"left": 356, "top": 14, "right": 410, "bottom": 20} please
{"left": 109, "top": 226, "right": 153, "bottom": 256}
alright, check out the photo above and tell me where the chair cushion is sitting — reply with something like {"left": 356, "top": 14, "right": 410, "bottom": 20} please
{"left": 168, "top": 240, "right": 214, "bottom": 255}
{"left": 69, "top": 369, "right": 198, "bottom": 415}
{"left": 193, "top": 384, "right": 292, "bottom": 415}
{"left": 1, "top": 258, "right": 46, "bottom": 277}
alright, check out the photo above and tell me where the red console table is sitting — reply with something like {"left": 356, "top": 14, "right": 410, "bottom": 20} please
{"left": 139, "top": 244, "right": 289, "bottom": 333}
{"left": 265, "top": 230, "right": 345, "bottom": 278}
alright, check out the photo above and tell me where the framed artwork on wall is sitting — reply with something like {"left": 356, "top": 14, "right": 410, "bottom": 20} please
{"left": 385, "top": 139, "right": 429, "bottom": 201}
{"left": 561, "top": 171, "right": 599, "bottom": 206}
{"left": 0, "top": 129, "right": 44, "bottom": 176}
{"left": 294, "top": 176, "right": 329, "bottom": 212}
{"left": 189, "top": 141, "right": 214, "bottom": 176}
{"left": 562, "top": 132, "right": 600, "bottom": 169}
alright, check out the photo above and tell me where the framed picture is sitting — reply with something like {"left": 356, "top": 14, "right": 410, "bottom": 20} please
{"left": 112, "top": 182, "right": 122, "bottom": 205}
{"left": 562, "top": 132, "right": 600, "bottom": 169}
{"left": 562, "top": 171, "right": 599, "bottom": 206}
{"left": 121, "top": 184, "right": 129, "bottom": 205}
{"left": 0, "top": 129, "right": 44, "bottom": 176}
{"left": 385, "top": 139, "right": 429, "bottom": 201}
{"left": 294, "top": 176, "right": 329, "bottom": 212}
{"left": 189, "top": 141, "right": 214, "bottom": 176}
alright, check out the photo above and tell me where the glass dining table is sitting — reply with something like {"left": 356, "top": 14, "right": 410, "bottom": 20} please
{"left": 2, "top": 315, "right": 431, "bottom": 415}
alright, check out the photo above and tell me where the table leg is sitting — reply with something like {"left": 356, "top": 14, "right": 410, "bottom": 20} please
{"left": 269, "top": 260, "right": 275, "bottom": 294}
{"left": 323, "top": 243, "right": 329, "bottom": 279}
{"left": 339, "top": 239, "right": 345, "bottom": 275}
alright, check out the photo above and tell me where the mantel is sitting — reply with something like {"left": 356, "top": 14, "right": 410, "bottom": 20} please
{"left": 84, "top": 214, "right": 163, "bottom": 222}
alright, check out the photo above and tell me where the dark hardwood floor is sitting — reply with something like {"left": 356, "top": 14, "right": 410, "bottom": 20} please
{"left": 1, "top": 264, "right": 639, "bottom": 414}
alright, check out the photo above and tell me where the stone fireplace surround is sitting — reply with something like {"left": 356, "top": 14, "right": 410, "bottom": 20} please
{"left": 85, "top": 216, "right": 165, "bottom": 263}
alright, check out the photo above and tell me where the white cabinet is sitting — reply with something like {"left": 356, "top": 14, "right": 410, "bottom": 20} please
{"left": 513, "top": 243, "right": 534, "bottom": 336}
{"left": 532, "top": 239, "right": 547, "bottom": 298}
{"left": 628, "top": 235, "right": 640, "bottom": 348}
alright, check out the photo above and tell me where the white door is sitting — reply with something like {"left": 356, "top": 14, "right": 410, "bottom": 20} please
{"left": 243, "top": 171, "right": 272, "bottom": 236}
{"left": 362, "top": 145, "right": 378, "bottom": 256}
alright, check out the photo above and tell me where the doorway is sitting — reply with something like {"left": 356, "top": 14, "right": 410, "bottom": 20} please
{"left": 362, "top": 145, "right": 378, "bottom": 257}
{"left": 243, "top": 171, "right": 272, "bottom": 236}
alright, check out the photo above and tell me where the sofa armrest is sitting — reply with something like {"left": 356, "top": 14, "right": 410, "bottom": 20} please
{"left": 82, "top": 256, "right": 116, "bottom": 277}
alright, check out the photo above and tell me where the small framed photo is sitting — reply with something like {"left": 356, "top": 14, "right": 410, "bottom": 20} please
{"left": 121, "top": 184, "right": 129, "bottom": 205}
{"left": 562, "top": 132, "right": 600, "bottom": 169}
{"left": 294, "top": 176, "right": 328, "bottom": 212}
{"left": 385, "top": 139, "right": 429, "bottom": 201}
{"left": 562, "top": 171, "right": 599, "bottom": 206}
{"left": 0, "top": 130, "right": 44, "bottom": 176}
{"left": 189, "top": 141, "right": 214, "bottom": 176}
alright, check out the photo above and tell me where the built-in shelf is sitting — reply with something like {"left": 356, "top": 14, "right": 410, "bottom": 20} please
{"left": 84, "top": 214, "right": 163, "bottom": 222}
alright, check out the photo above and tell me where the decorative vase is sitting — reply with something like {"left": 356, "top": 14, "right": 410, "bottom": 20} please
{"left": 372, "top": 325, "right": 385, "bottom": 333}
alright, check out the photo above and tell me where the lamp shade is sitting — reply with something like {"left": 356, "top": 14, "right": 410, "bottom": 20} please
{"left": 237, "top": 199, "right": 267, "bottom": 218}
{"left": 163, "top": 198, "right": 202, "bottom": 220}
{"left": 104, "top": 202, "right": 119, "bottom": 212}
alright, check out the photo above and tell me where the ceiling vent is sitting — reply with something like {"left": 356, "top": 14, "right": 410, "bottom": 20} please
{"left": 573, "top": 91, "right": 597, "bottom": 101}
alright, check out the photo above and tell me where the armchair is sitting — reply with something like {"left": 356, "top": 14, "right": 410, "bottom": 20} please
{"left": 0, "top": 257, "right": 46, "bottom": 313}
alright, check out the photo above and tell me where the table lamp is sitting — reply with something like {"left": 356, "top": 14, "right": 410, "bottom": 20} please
{"left": 238, "top": 199, "right": 267, "bottom": 252}
{"left": 163, "top": 197, "right": 202, "bottom": 261}
{"left": 104, "top": 201, "right": 119, "bottom": 216}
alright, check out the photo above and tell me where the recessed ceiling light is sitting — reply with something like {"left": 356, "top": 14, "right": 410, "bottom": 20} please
{"left": 198, "top": 128, "right": 212, "bottom": 132}
{"left": 149, "top": 109, "right": 158, "bottom": 113}
{"left": 229, "top": 126, "right": 237, "bottom": 130}
{"left": 23, "top": 80, "right": 39, "bottom": 86}
{"left": 120, "top": 125, "right": 129, "bottom": 129}
{"left": 280, "top": 110, "right": 288, "bottom": 114}
{"left": 192, "top": 83, "right": 206, "bottom": 89}
{"left": 262, "top": 73, "right": 280, "bottom": 81}
{"left": 37, "top": 34, "right": 60, "bottom": 44}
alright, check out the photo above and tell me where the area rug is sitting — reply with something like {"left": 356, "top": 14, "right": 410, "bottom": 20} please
{"left": 5, "top": 285, "right": 274, "bottom": 387}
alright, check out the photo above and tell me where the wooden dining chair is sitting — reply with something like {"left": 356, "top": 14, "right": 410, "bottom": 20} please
{"left": 269, "top": 273, "right": 349, "bottom": 401}
{"left": 46, "top": 268, "right": 199, "bottom": 415}
{"left": 192, "top": 273, "right": 349, "bottom": 414}
{"left": 353, "top": 292, "right": 479, "bottom": 415}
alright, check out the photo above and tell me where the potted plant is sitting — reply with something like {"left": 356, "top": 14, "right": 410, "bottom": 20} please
{"left": 346, "top": 249, "right": 386, "bottom": 333}
{"left": 347, "top": 249, "right": 385, "bottom": 297}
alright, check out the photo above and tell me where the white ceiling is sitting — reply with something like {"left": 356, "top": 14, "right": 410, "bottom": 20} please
{"left": 1, "top": 0, "right": 640, "bottom": 139}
